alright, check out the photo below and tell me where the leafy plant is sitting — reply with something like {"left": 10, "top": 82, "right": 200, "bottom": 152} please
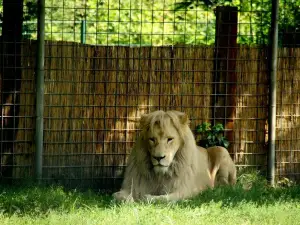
{"left": 276, "top": 177, "right": 295, "bottom": 188}
{"left": 195, "top": 122, "right": 229, "bottom": 149}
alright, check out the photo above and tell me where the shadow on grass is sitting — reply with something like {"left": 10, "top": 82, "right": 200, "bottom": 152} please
{"left": 178, "top": 171, "right": 300, "bottom": 208}
{"left": 178, "top": 183, "right": 300, "bottom": 209}
{"left": 1, "top": 172, "right": 300, "bottom": 215}
{"left": 0, "top": 183, "right": 113, "bottom": 216}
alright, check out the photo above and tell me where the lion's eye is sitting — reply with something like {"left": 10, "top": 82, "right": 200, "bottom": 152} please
{"left": 167, "top": 138, "right": 174, "bottom": 143}
{"left": 149, "top": 138, "right": 155, "bottom": 143}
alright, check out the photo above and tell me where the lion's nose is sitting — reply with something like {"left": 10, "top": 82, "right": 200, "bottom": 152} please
{"left": 153, "top": 156, "right": 166, "bottom": 162}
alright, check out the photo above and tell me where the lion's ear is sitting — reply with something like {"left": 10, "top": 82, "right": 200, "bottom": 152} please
{"left": 169, "top": 110, "right": 190, "bottom": 125}
{"left": 178, "top": 112, "right": 190, "bottom": 125}
{"left": 139, "top": 113, "right": 149, "bottom": 128}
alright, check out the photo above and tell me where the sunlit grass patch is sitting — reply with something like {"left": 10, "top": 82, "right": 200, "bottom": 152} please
{"left": 0, "top": 171, "right": 300, "bottom": 225}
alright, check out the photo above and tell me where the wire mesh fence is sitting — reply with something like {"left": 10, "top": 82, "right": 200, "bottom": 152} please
{"left": 1, "top": 0, "right": 35, "bottom": 183}
{"left": 276, "top": 0, "right": 300, "bottom": 181}
{"left": 0, "top": 0, "right": 300, "bottom": 190}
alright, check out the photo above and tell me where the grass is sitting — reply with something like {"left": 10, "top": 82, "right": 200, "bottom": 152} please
{"left": 0, "top": 172, "right": 300, "bottom": 225}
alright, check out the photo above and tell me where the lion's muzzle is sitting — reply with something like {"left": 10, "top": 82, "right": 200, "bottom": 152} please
{"left": 151, "top": 154, "right": 171, "bottom": 174}
{"left": 153, "top": 164, "right": 169, "bottom": 174}
{"left": 151, "top": 154, "right": 169, "bottom": 166}
{"left": 152, "top": 155, "right": 166, "bottom": 162}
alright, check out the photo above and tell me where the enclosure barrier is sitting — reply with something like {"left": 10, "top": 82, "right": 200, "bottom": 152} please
{"left": 1, "top": 0, "right": 300, "bottom": 190}
{"left": 35, "top": 0, "right": 45, "bottom": 183}
{"left": 267, "top": 0, "right": 279, "bottom": 186}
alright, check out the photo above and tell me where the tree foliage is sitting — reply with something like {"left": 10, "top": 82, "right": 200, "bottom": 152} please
{"left": 39, "top": 0, "right": 216, "bottom": 45}
{"left": 174, "top": 0, "right": 300, "bottom": 46}
{"left": 2, "top": 0, "right": 299, "bottom": 46}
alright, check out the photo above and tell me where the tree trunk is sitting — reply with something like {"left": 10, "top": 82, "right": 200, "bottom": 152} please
{"left": 1, "top": 0, "right": 23, "bottom": 181}
{"left": 213, "top": 6, "right": 238, "bottom": 154}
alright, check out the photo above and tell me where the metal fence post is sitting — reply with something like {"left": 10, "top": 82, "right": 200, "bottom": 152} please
{"left": 81, "top": 20, "right": 86, "bottom": 44}
{"left": 268, "top": 0, "right": 279, "bottom": 186}
{"left": 35, "top": 0, "right": 45, "bottom": 183}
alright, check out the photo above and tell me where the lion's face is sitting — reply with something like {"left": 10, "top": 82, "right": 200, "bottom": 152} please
{"left": 140, "top": 111, "right": 188, "bottom": 175}
{"left": 147, "top": 123, "right": 182, "bottom": 174}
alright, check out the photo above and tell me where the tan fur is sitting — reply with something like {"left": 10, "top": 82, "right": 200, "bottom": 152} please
{"left": 202, "top": 146, "right": 236, "bottom": 187}
{"left": 113, "top": 110, "right": 236, "bottom": 202}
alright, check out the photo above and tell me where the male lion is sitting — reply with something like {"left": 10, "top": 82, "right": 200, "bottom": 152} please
{"left": 113, "top": 110, "right": 236, "bottom": 202}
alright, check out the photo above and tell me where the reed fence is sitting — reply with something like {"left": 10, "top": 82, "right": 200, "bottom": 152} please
{"left": 3, "top": 41, "right": 300, "bottom": 189}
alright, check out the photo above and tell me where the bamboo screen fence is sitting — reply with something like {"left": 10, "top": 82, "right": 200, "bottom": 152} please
{"left": 4, "top": 41, "right": 299, "bottom": 190}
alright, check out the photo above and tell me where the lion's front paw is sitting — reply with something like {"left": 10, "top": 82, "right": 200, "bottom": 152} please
{"left": 144, "top": 194, "right": 159, "bottom": 203}
{"left": 144, "top": 193, "right": 181, "bottom": 203}
{"left": 144, "top": 194, "right": 155, "bottom": 200}
{"left": 144, "top": 194, "right": 169, "bottom": 203}
{"left": 112, "top": 191, "right": 134, "bottom": 203}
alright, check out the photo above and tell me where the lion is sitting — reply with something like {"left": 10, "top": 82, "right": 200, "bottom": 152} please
{"left": 113, "top": 110, "right": 236, "bottom": 202}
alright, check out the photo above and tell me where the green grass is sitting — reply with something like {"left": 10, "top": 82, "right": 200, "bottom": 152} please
{"left": 1, "top": 172, "right": 300, "bottom": 225}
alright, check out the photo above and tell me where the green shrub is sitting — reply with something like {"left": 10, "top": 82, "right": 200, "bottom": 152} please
{"left": 195, "top": 122, "right": 229, "bottom": 149}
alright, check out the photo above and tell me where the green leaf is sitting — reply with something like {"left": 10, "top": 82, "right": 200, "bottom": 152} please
{"left": 223, "top": 140, "right": 230, "bottom": 148}
{"left": 212, "top": 136, "right": 216, "bottom": 142}
{"left": 196, "top": 122, "right": 229, "bottom": 149}
{"left": 213, "top": 123, "right": 224, "bottom": 133}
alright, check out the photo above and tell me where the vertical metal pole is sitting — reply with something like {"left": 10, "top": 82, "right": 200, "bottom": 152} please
{"left": 268, "top": 0, "right": 279, "bottom": 186}
{"left": 35, "top": 0, "right": 45, "bottom": 183}
{"left": 81, "top": 20, "right": 86, "bottom": 44}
